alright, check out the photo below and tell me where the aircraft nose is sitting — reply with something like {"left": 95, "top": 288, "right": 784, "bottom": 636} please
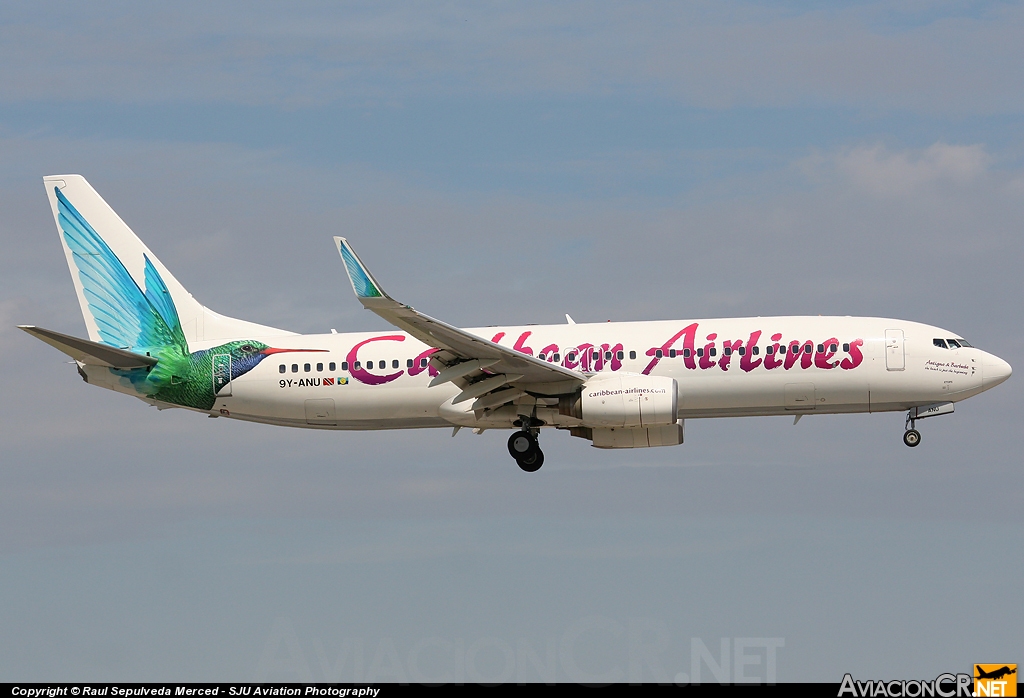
{"left": 983, "top": 353, "right": 1012, "bottom": 389}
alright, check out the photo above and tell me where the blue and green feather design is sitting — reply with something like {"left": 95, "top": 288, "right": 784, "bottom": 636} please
{"left": 338, "top": 238, "right": 382, "bottom": 298}
{"left": 56, "top": 187, "right": 308, "bottom": 410}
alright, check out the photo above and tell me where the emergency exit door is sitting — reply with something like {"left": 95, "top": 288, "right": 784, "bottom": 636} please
{"left": 885, "top": 329, "right": 905, "bottom": 371}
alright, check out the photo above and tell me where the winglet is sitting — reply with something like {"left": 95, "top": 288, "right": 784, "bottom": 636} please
{"left": 335, "top": 237, "right": 386, "bottom": 300}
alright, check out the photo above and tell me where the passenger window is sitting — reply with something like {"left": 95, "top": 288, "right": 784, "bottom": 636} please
{"left": 616, "top": 351, "right": 623, "bottom": 360}
{"left": 392, "top": 359, "right": 399, "bottom": 369}
{"left": 554, "top": 353, "right": 561, "bottom": 362}
{"left": 304, "top": 363, "right": 311, "bottom": 372}
{"left": 829, "top": 344, "right": 837, "bottom": 353}
{"left": 946, "top": 339, "right": 961, "bottom": 348}
{"left": 779, "top": 346, "right": 786, "bottom": 354}
{"left": 354, "top": 361, "right": 361, "bottom": 370}
{"left": 291, "top": 364, "right": 298, "bottom": 373}
{"left": 710, "top": 347, "right": 717, "bottom": 357}
{"left": 592, "top": 351, "right": 599, "bottom": 361}
{"left": 605, "top": 351, "right": 612, "bottom": 361}
{"left": 407, "top": 359, "right": 413, "bottom": 368}
{"left": 317, "top": 363, "right": 324, "bottom": 372}
{"left": 329, "top": 362, "right": 336, "bottom": 371}
{"left": 669, "top": 349, "right": 676, "bottom": 358}
{"left": 538, "top": 353, "right": 546, "bottom": 361}
{"left": 816, "top": 345, "right": 823, "bottom": 353}
{"left": 342, "top": 361, "right": 349, "bottom": 371}
{"left": 279, "top": 364, "right": 286, "bottom": 373}
{"left": 379, "top": 360, "right": 386, "bottom": 369}
{"left": 842, "top": 343, "right": 850, "bottom": 352}
{"left": 567, "top": 352, "right": 576, "bottom": 362}
{"left": 804, "top": 345, "right": 812, "bottom": 354}
{"left": 655, "top": 349, "right": 663, "bottom": 359}
{"left": 420, "top": 358, "right": 428, "bottom": 368}
{"left": 724, "top": 347, "right": 731, "bottom": 356}
{"left": 683, "top": 348, "right": 692, "bottom": 358}
{"left": 738, "top": 346, "right": 745, "bottom": 356}
{"left": 629, "top": 351, "right": 636, "bottom": 360}
{"left": 752, "top": 346, "right": 760, "bottom": 356}
{"left": 696, "top": 348, "right": 703, "bottom": 357}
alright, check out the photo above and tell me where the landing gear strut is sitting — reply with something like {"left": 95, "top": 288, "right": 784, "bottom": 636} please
{"left": 508, "top": 429, "right": 544, "bottom": 472}
{"left": 903, "top": 412, "right": 921, "bottom": 448}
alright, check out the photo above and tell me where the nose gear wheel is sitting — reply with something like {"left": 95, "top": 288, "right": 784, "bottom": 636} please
{"left": 903, "top": 411, "right": 922, "bottom": 447}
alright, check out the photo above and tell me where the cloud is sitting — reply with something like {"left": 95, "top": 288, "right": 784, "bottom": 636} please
{"left": 803, "top": 142, "right": 993, "bottom": 197}
{"left": 1, "top": 2, "right": 1023, "bottom": 113}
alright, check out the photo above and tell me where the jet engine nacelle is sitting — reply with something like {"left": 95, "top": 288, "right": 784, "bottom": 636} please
{"left": 560, "top": 374, "right": 678, "bottom": 428}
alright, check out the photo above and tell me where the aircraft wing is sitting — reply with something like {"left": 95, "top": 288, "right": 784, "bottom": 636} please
{"left": 335, "top": 238, "right": 585, "bottom": 406}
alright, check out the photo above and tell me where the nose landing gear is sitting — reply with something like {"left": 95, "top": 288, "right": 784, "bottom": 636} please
{"left": 903, "top": 412, "right": 921, "bottom": 447}
{"left": 508, "top": 429, "right": 545, "bottom": 472}
{"left": 901, "top": 402, "right": 955, "bottom": 447}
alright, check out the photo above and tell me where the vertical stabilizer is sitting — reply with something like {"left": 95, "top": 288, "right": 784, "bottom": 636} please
{"left": 43, "top": 175, "right": 292, "bottom": 349}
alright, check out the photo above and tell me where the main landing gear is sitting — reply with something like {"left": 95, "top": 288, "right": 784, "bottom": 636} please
{"left": 508, "top": 429, "right": 544, "bottom": 472}
{"left": 903, "top": 411, "right": 921, "bottom": 448}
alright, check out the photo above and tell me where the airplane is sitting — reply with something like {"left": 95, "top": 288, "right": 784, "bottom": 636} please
{"left": 975, "top": 666, "right": 1016, "bottom": 681}
{"left": 20, "top": 175, "right": 1013, "bottom": 472}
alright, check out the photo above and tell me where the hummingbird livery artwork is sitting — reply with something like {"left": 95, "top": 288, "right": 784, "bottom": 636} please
{"left": 52, "top": 186, "right": 315, "bottom": 412}
{"left": 20, "top": 175, "right": 1011, "bottom": 472}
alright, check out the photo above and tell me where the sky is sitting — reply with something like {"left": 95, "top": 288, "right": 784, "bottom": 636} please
{"left": 1, "top": 0, "right": 1022, "bottom": 683}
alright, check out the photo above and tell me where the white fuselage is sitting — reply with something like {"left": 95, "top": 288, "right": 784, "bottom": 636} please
{"left": 89, "top": 315, "right": 1009, "bottom": 431}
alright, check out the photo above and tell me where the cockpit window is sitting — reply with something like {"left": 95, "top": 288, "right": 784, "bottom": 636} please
{"left": 957, "top": 339, "right": 972, "bottom": 347}
{"left": 946, "top": 339, "right": 961, "bottom": 349}
{"left": 933, "top": 338, "right": 948, "bottom": 349}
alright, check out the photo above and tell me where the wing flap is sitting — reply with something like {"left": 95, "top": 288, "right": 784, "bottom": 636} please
{"left": 452, "top": 374, "right": 523, "bottom": 405}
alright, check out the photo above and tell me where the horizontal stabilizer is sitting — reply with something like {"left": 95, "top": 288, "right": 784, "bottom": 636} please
{"left": 19, "top": 325, "right": 158, "bottom": 369}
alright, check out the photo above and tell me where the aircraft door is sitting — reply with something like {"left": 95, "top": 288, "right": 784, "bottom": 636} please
{"left": 785, "top": 382, "right": 816, "bottom": 410}
{"left": 305, "top": 398, "right": 337, "bottom": 426}
{"left": 885, "top": 329, "right": 905, "bottom": 371}
{"left": 213, "top": 354, "right": 232, "bottom": 396}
